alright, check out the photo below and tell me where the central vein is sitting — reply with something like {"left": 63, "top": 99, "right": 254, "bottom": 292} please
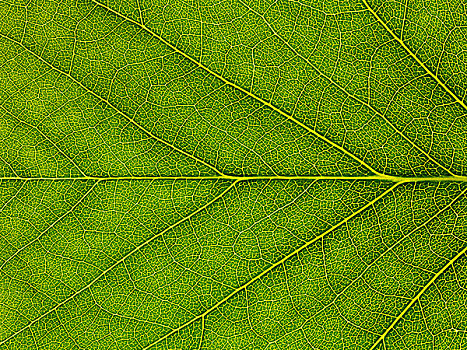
{"left": 1, "top": 175, "right": 467, "bottom": 182}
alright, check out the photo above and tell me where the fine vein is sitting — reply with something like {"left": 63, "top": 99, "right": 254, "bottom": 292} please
{"left": 0, "top": 33, "right": 226, "bottom": 177}
{"left": 143, "top": 181, "right": 401, "bottom": 349}
{"left": 362, "top": 0, "right": 467, "bottom": 112}
{"left": 0, "top": 105, "right": 88, "bottom": 177}
{"left": 0, "top": 180, "right": 238, "bottom": 346}
{"left": 89, "top": 0, "right": 383, "bottom": 177}
{"left": 0, "top": 181, "right": 98, "bottom": 271}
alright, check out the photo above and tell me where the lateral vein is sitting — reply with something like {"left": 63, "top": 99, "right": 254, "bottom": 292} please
{"left": 88, "top": 0, "right": 383, "bottom": 177}
{"left": 0, "top": 33, "right": 226, "bottom": 177}
{"left": 0, "top": 180, "right": 238, "bottom": 346}
{"left": 362, "top": 0, "right": 467, "bottom": 112}
{"left": 143, "top": 181, "right": 402, "bottom": 349}
{"left": 237, "top": 0, "right": 457, "bottom": 177}
{"left": 307, "top": 186, "right": 467, "bottom": 330}
{"left": 369, "top": 239, "right": 467, "bottom": 348}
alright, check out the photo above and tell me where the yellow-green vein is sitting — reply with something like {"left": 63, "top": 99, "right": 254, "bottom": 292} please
{"left": 362, "top": 0, "right": 467, "bottom": 112}
{"left": 0, "top": 33, "right": 226, "bottom": 177}
{"left": 0, "top": 179, "right": 238, "bottom": 346}
{"left": 143, "top": 181, "right": 402, "bottom": 349}
{"left": 369, "top": 244, "right": 467, "bottom": 349}
{"left": 1, "top": 175, "right": 467, "bottom": 182}
{"left": 302, "top": 185, "right": 467, "bottom": 334}
{"left": 88, "top": 0, "right": 384, "bottom": 177}
{"left": 237, "top": 0, "right": 457, "bottom": 177}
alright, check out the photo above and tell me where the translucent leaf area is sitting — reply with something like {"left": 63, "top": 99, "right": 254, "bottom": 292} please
{"left": 0, "top": 0, "right": 466, "bottom": 349}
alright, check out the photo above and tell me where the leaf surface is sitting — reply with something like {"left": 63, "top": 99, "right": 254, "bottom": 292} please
{"left": 0, "top": 0, "right": 466, "bottom": 349}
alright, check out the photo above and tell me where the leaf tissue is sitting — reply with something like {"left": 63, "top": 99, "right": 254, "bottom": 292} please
{"left": 0, "top": 0, "right": 466, "bottom": 349}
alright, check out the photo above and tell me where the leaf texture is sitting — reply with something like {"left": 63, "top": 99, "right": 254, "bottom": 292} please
{"left": 0, "top": 0, "right": 466, "bottom": 349}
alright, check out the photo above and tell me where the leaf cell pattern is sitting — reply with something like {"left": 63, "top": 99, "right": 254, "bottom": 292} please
{"left": 0, "top": 0, "right": 466, "bottom": 349}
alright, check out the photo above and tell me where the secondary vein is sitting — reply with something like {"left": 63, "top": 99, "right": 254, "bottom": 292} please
{"left": 362, "top": 0, "right": 467, "bottom": 112}
{"left": 237, "top": 0, "right": 456, "bottom": 177}
{"left": 0, "top": 180, "right": 238, "bottom": 346}
{"left": 88, "top": 0, "right": 383, "bottom": 177}
{"left": 142, "top": 181, "right": 402, "bottom": 349}
{"left": 0, "top": 33, "right": 226, "bottom": 178}
{"left": 369, "top": 228, "right": 467, "bottom": 348}
{"left": 303, "top": 185, "right": 467, "bottom": 337}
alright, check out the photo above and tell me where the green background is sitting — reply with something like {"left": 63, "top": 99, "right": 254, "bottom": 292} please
{"left": 0, "top": 0, "right": 466, "bottom": 348}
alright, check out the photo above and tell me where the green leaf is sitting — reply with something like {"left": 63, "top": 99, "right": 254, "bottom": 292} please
{"left": 0, "top": 0, "right": 466, "bottom": 349}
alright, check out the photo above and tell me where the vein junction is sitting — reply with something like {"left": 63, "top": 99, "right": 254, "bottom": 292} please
{"left": 1, "top": 175, "right": 467, "bottom": 182}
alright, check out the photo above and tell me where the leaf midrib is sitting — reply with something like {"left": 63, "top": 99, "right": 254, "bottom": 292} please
{"left": 1, "top": 175, "right": 467, "bottom": 182}
{"left": 1, "top": 1, "right": 466, "bottom": 348}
